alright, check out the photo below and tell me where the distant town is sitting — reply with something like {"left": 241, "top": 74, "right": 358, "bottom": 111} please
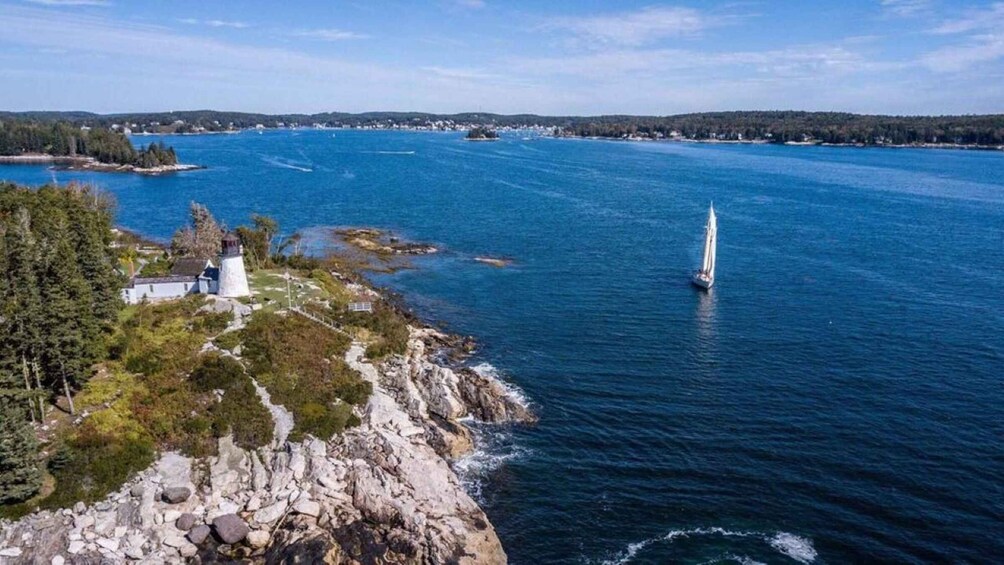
{"left": 3, "top": 110, "right": 1004, "bottom": 149}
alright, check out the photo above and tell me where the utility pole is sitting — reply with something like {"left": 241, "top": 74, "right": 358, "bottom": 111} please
{"left": 285, "top": 270, "right": 293, "bottom": 309}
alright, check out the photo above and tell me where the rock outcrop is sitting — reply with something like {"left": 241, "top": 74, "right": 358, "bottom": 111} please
{"left": 0, "top": 326, "right": 533, "bottom": 564}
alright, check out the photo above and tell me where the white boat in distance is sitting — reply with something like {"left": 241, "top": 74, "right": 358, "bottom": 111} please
{"left": 692, "top": 204, "right": 717, "bottom": 290}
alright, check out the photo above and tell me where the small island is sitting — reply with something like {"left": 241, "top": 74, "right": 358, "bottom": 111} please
{"left": 465, "top": 126, "right": 499, "bottom": 141}
{"left": 0, "top": 119, "right": 200, "bottom": 175}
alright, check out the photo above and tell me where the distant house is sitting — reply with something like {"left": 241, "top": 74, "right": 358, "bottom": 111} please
{"left": 347, "top": 294, "right": 374, "bottom": 313}
{"left": 121, "top": 258, "right": 219, "bottom": 304}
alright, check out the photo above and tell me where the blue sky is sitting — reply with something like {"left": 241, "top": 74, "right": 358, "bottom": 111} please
{"left": 1, "top": 0, "right": 1003, "bottom": 115}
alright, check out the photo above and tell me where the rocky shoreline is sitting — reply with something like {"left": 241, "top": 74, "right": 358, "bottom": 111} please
{"left": 0, "top": 299, "right": 534, "bottom": 563}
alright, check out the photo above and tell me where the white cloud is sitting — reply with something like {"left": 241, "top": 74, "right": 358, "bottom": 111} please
{"left": 931, "top": 2, "right": 1004, "bottom": 34}
{"left": 545, "top": 6, "right": 714, "bottom": 46}
{"left": 293, "top": 28, "right": 369, "bottom": 41}
{"left": 512, "top": 44, "right": 905, "bottom": 81}
{"left": 179, "top": 18, "right": 250, "bottom": 29}
{"left": 880, "top": 0, "right": 931, "bottom": 17}
{"left": 422, "top": 66, "right": 499, "bottom": 81}
{"left": 920, "top": 3, "right": 1004, "bottom": 71}
{"left": 24, "top": 0, "right": 109, "bottom": 5}
{"left": 922, "top": 35, "right": 1004, "bottom": 71}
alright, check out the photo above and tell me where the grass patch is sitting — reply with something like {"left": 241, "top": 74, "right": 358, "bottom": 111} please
{"left": 213, "top": 330, "right": 242, "bottom": 351}
{"left": 334, "top": 303, "right": 411, "bottom": 359}
{"left": 242, "top": 311, "right": 368, "bottom": 441}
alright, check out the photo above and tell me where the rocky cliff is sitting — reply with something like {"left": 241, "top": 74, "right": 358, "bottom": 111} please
{"left": 0, "top": 325, "right": 534, "bottom": 564}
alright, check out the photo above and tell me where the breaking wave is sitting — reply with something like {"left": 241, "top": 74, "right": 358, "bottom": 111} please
{"left": 453, "top": 362, "right": 532, "bottom": 502}
{"left": 453, "top": 426, "right": 529, "bottom": 502}
{"left": 469, "top": 362, "right": 530, "bottom": 408}
{"left": 600, "top": 527, "right": 816, "bottom": 565}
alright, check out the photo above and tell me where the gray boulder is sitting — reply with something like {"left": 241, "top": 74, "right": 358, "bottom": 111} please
{"left": 187, "top": 524, "right": 211, "bottom": 545}
{"left": 212, "top": 514, "right": 249, "bottom": 545}
{"left": 176, "top": 512, "right": 196, "bottom": 531}
{"left": 160, "top": 487, "right": 191, "bottom": 504}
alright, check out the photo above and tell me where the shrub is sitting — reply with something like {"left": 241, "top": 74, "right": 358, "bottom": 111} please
{"left": 189, "top": 353, "right": 244, "bottom": 392}
{"left": 211, "top": 378, "right": 274, "bottom": 449}
{"left": 242, "top": 311, "right": 368, "bottom": 440}
{"left": 41, "top": 425, "right": 155, "bottom": 510}
{"left": 213, "top": 330, "right": 242, "bottom": 351}
{"left": 193, "top": 310, "right": 232, "bottom": 334}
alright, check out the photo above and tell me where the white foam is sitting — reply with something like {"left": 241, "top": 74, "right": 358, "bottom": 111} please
{"left": 599, "top": 527, "right": 816, "bottom": 564}
{"left": 260, "top": 155, "right": 312, "bottom": 172}
{"left": 769, "top": 532, "right": 817, "bottom": 564}
{"left": 469, "top": 362, "right": 530, "bottom": 407}
{"left": 452, "top": 428, "right": 529, "bottom": 502}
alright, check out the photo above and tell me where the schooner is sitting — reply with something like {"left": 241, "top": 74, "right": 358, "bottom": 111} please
{"left": 692, "top": 204, "right": 717, "bottom": 290}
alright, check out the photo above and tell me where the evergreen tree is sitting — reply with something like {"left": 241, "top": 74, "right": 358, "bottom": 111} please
{"left": 0, "top": 371, "right": 41, "bottom": 504}
{"left": 0, "top": 208, "right": 45, "bottom": 420}
{"left": 37, "top": 221, "right": 94, "bottom": 413}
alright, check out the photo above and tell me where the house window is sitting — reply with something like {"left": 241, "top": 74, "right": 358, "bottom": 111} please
{"left": 149, "top": 284, "right": 155, "bottom": 292}
{"left": 184, "top": 283, "right": 189, "bottom": 291}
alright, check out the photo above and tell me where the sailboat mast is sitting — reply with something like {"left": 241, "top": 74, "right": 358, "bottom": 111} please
{"left": 707, "top": 205, "right": 717, "bottom": 277}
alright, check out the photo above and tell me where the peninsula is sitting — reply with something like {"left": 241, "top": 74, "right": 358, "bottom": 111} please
{"left": 0, "top": 119, "right": 199, "bottom": 174}
{"left": 0, "top": 188, "right": 534, "bottom": 563}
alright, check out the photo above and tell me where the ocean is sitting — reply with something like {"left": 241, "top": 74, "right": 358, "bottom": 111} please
{"left": 3, "top": 130, "right": 1002, "bottom": 563}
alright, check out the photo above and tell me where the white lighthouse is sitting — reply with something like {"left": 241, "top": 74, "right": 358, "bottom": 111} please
{"left": 217, "top": 232, "right": 250, "bottom": 298}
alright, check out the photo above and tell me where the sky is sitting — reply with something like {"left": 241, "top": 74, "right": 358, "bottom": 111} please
{"left": 1, "top": 0, "right": 1003, "bottom": 116}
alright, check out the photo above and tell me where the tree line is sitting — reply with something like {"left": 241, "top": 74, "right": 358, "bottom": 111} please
{"left": 554, "top": 111, "right": 1004, "bottom": 146}
{"left": 0, "top": 182, "right": 122, "bottom": 503}
{"left": 3, "top": 110, "right": 1004, "bottom": 146}
{"left": 0, "top": 119, "right": 178, "bottom": 166}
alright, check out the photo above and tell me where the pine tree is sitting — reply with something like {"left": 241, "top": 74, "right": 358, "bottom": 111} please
{"left": 1, "top": 208, "right": 45, "bottom": 421}
{"left": 0, "top": 371, "right": 41, "bottom": 504}
{"left": 38, "top": 222, "right": 94, "bottom": 414}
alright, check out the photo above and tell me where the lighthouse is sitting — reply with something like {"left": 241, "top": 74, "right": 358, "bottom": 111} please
{"left": 217, "top": 232, "right": 250, "bottom": 298}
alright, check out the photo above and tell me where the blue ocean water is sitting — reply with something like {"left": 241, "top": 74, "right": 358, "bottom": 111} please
{"left": 4, "top": 130, "right": 1003, "bottom": 563}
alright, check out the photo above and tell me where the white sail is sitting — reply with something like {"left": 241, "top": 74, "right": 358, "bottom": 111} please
{"left": 693, "top": 204, "right": 717, "bottom": 289}
{"left": 705, "top": 205, "right": 717, "bottom": 278}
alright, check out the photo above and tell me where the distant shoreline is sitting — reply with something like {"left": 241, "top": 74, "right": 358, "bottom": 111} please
{"left": 566, "top": 135, "right": 1004, "bottom": 152}
{"left": 0, "top": 154, "right": 205, "bottom": 175}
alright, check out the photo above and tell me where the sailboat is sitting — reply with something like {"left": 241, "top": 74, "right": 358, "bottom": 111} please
{"left": 691, "top": 204, "right": 717, "bottom": 290}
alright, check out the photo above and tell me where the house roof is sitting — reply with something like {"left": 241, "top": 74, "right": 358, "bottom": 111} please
{"left": 222, "top": 232, "right": 240, "bottom": 243}
{"left": 170, "top": 258, "right": 212, "bottom": 277}
{"left": 127, "top": 275, "right": 196, "bottom": 287}
{"left": 349, "top": 294, "right": 375, "bottom": 304}
{"left": 199, "top": 267, "right": 220, "bottom": 281}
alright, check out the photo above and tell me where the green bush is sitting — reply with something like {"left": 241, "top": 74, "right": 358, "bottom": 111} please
{"left": 213, "top": 330, "right": 242, "bottom": 351}
{"left": 41, "top": 426, "right": 155, "bottom": 510}
{"left": 211, "top": 378, "right": 274, "bottom": 449}
{"left": 193, "top": 310, "right": 232, "bottom": 334}
{"left": 242, "top": 311, "right": 368, "bottom": 440}
{"left": 189, "top": 353, "right": 244, "bottom": 392}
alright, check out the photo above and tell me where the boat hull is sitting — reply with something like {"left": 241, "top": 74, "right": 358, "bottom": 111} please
{"left": 691, "top": 273, "right": 714, "bottom": 290}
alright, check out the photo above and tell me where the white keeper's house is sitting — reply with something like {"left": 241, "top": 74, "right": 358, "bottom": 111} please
{"left": 121, "top": 233, "right": 251, "bottom": 304}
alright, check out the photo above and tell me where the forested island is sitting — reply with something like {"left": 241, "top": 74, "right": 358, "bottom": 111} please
{"left": 0, "top": 119, "right": 194, "bottom": 173}
{"left": 3, "top": 109, "right": 1004, "bottom": 148}
{"left": 465, "top": 126, "right": 499, "bottom": 141}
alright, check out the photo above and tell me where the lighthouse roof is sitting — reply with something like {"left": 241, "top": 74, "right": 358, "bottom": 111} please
{"left": 222, "top": 232, "right": 240, "bottom": 243}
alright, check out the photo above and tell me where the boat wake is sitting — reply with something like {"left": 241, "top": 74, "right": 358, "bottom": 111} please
{"left": 600, "top": 527, "right": 817, "bottom": 565}
{"left": 360, "top": 150, "right": 416, "bottom": 155}
{"left": 260, "top": 155, "right": 313, "bottom": 172}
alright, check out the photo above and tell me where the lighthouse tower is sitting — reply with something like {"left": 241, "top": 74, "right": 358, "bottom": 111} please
{"left": 217, "top": 232, "right": 250, "bottom": 298}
